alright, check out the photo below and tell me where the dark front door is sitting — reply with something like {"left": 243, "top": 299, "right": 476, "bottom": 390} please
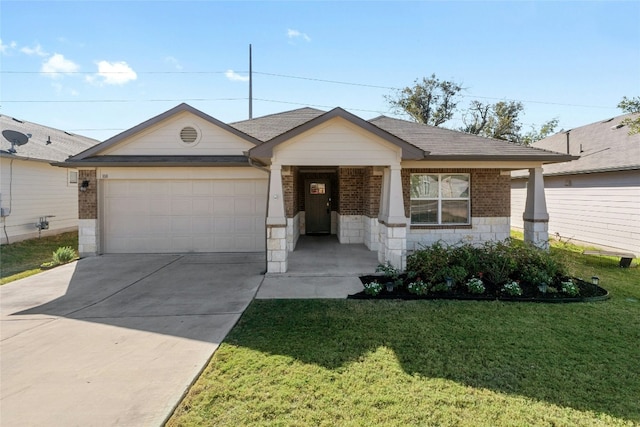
{"left": 305, "top": 179, "right": 331, "bottom": 234}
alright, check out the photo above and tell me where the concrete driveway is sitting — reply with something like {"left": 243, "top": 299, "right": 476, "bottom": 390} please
{"left": 0, "top": 253, "right": 265, "bottom": 427}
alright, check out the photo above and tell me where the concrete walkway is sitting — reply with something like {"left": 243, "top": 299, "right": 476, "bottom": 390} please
{"left": 0, "top": 253, "right": 264, "bottom": 427}
{"left": 256, "top": 235, "right": 377, "bottom": 299}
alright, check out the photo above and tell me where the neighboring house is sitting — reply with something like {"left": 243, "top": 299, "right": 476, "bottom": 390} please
{"left": 512, "top": 113, "right": 640, "bottom": 256}
{"left": 62, "top": 103, "right": 573, "bottom": 273}
{"left": 1, "top": 115, "right": 99, "bottom": 244}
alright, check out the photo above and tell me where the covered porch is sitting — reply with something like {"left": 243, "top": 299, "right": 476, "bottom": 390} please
{"left": 256, "top": 235, "right": 378, "bottom": 298}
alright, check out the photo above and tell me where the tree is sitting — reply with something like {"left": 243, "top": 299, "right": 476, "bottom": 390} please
{"left": 521, "top": 118, "right": 560, "bottom": 146}
{"left": 389, "top": 74, "right": 558, "bottom": 143}
{"left": 386, "top": 74, "right": 463, "bottom": 126}
{"left": 618, "top": 96, "right": 640, "bottom": 135}
{"left": 483, "top": 101, "right": 524, "bottom": 142}
{"left": 462, "top": 100, "right": 558, "bottom": 144}
{"left": 461, "top": 100, "right": 491, "bottom": 135}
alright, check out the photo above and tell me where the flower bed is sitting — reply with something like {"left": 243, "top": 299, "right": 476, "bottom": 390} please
{"left": 351, "top": 240, "right": 609, "bottom": 303}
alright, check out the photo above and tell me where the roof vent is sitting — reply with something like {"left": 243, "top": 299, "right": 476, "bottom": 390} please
{"left": 11, "top": 118, "right": 24, "bottom": 123}
{"left": 611, "top": 123, "right": 624, "bottom": 130}
{"left": 180, "top": 126, "right": 198, "bottom": 144}
{"left": 46, "top": 136, "right": 52, "bottom": 145}
{"left": 601, "top": 118, "right": 614, "bottom": 123}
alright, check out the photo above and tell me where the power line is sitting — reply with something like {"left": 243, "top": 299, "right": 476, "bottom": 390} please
{"left": 2, "top": 98, "right": 247, "bottom": 103}
{"left": 1, "top": 68, "right": 617, "bottom": 110}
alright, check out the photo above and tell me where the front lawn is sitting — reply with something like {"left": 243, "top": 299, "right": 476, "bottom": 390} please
{"left": 0, "top": 231, "right": 78, "bottom": 285}
{"left": 167, "top": 239, "right": 640, "bottom": 426}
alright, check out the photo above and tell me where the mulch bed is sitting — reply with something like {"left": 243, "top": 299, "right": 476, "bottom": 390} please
{"left": 349, "top": 275, "right": 609, "bottom": 303}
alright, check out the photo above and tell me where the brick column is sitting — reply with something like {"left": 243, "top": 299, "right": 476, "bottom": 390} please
{"left": 78, "top": 169, "right": 99, "bottom": 257}
{"left": 523, "top": 167, "right": 549, "bottom": 250}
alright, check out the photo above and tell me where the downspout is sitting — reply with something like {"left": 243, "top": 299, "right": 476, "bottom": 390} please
{"left": 247, "top": 154, "right": 270, "bottom": 274}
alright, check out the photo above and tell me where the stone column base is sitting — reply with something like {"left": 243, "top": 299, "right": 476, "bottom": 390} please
{"left": 378, "top": 222, "right": 407, "bottom": 270}
{"left": 78, "top": 219, "right": 100, "bottom": 257}
{"left": 267, "top": 225, "right": 288, "bottom": 273}
{"left": 524, "top": 219, "right": 549, "bottom": 250}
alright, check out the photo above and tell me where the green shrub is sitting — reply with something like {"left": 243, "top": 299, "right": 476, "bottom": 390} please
{"left": 560, "top": 279, "right": 580, "bottom": 296}
{"left": 466, "top": 277, "right": 486, "bottom": 294}
{"left": 502, "top": 280, "right": 523, "bottom": 296}
{"left": 407, "top": 279, "right": 429, "bottom": 295}
{"left": 52, "top": 246, "right": 77, "bottom": 265}
{"left": 376, "top": 262, "right": 404, "bottom": 289}
{"left": 406, "top": 242, "right": 451, "bottom": 284}
{"left": 363, "top": 281, "right": 383, "bottom": 296}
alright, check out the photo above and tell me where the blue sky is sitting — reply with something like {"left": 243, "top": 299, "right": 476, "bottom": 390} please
{"left": 1, "top": 1, "right": 639, "bottom": 141}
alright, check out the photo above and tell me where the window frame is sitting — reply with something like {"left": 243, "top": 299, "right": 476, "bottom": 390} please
{"left": 410, "top": 173, "right": 471, "bottom": 225}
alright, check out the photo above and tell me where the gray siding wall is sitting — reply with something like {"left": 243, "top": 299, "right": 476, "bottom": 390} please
{"left": 511, "top": 170, "right": 639, "bottom": 255}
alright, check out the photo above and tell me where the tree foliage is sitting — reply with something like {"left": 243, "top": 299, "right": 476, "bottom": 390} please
{"left": 618, "top": 96, "right": 640, "bottom": 135}
{"left": 388, "top": 74, "right": 558, "bottom": 144}
{"left": 386, "top": 74, "right": 463, "bottom": 126}
{"left": 462, "top": 100, "right": 558, "bottom": 145}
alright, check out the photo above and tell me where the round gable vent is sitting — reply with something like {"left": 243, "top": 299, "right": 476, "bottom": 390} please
{"left": 180, "top": 126, "right": 199, "bottom": 143}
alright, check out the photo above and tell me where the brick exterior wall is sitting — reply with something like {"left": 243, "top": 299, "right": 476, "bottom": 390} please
{"left": 401, "top": 168, "right": 510, "bottom": 219}
{"left": 338, "top": 168, "right": 365, "bottom": 215}
{"left": 363, "top": 167, "right": 382, "bottom": 218}
{"left": 78, "top": 169, "right": 97, "bottom": 220}
{"left": 283, "top": 168, "right": 296, "bottom": 218}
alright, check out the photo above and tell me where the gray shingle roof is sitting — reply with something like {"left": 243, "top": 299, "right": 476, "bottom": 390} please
{"left": 513, "top": 113, "right": 640, "bottom": 176}
{"left": 232, "top": 107, "right": 573, "bottom": 161}
{"left": 230, "top": 107, "right": 326, "bottom": 141}
{"left": 369, "top": 116, "right": 572, "bottom": 160}
{"left": 1, "top": 114, "right": 98, "bottom": 162}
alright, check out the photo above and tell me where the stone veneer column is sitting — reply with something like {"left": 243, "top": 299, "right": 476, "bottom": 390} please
{"left": 523, "top": 167, "right": 550, "bottom": 250}
{"left": 78, "top": 169, "right": 99, "bottom": 257}
{"left": 378, "top": 165, "right": 407, "bottom": 270}
{"left": 266, "top": 164, "right": 288, "bottom": 273}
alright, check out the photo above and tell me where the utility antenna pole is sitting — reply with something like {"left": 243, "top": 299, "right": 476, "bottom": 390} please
{"left": 249, "top": 44, "right": 253, "bottom": 119}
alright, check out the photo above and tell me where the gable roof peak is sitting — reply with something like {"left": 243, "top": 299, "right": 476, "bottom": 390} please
{"left": 67, "top": 103, "right": 261, "bottom": 161}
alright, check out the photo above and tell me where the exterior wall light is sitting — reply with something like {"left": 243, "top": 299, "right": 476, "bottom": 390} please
{"left": 80, "top": 180, "right": 90, "bottom": 192}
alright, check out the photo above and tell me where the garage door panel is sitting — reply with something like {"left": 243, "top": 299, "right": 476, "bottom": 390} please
{"left": 213, "top": 181, "right": 234, "bottom": 195}
{"left": 214, "top": 217, "right": 234, "bottom": 233}
{"left": 213, "top": 198, "right": 234, "bottom": 215}
{"left": 235, "top": 217, "right": 255, "bottom": 232}
{"left": 171, "top": 181, "right": 192, "bottom": 195}
{"left": 104, "top": 179, "right": 266, "bottom": 253}
{"left": 148, "top": 181, "right": 169, "bottom": 195}
{"left": 129, "top": 182, "right": 150, "bottom": 195}
{"left": 192, "top": 217, "right": 213, "bottom": 232}
{"left": 192, "top": 199, "right": 212, "bottom": 215}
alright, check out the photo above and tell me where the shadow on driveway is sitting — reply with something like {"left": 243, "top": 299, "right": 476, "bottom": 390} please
{"left": 0, "top": 253, "right": 265, "bottom": 427}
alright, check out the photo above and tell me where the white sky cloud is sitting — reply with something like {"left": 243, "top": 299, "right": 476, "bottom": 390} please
{"left": 287, "top": 29, "right": 311, "bottom": 42}
{"left": 225, "top": 69, "right": 249, "bottom": 82}
{"left": 41, "top": 53, "right": 80, "bottom": 78}
{"left": 0, "top": 39, "right": 17, "bottom": 54}
{"left": 21, "top": 43, "right": 48, "bottom": 57}
{"left": 88, "top": 60, "right": 138, "bottom": 85}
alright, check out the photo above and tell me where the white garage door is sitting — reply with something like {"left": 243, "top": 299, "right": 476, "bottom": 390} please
{"left": 103, "top": 179, "right": 267, "bottom": 253}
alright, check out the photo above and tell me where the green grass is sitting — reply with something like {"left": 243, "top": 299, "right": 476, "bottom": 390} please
{"left": 0, "top": 231, "right": 78, "bottom": 285}
{"left": 168, "top": 238, "right": 640, "bottom": 426}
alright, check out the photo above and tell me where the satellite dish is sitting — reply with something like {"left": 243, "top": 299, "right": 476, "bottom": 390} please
{"left": 2, "top": 130, "right": 29, "bottom": 146}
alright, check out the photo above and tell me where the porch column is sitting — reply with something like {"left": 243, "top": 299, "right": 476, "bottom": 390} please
{"left": 266, "top": 164, "right": 288, "bottom": 273}
{"left": 523, "top": 167, "right": 549, "bottom": 250}
{"left": 378, "top": 164, "right": 407, "bottom": 270}
{"left": 78, "top": 169, "right": 100, "bottom": 257}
